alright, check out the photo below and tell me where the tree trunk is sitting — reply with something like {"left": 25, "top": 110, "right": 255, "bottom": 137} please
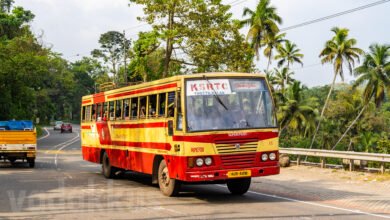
{"left": 309, "top": 72, "right": 338, "bottom": 150}
{"left": 331, "top": 105, "right": 367, "bottom": 150}
{"left": 266, "top": 52, "right": 272, "bottom": 72}
{"left": 163, "top": 8, "right": 175, "bottom": 78}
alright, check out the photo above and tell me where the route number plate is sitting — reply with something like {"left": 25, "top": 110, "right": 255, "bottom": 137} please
{"left": 227, "top": 170, "right": 251, "bottom": 178}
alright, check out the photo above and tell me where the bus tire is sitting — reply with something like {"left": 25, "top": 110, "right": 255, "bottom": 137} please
{"left": 9, "top": 158, "right": 16, "bottom": 164}
{"left": 158, "top": 159, "right": 180, "bottom": 197}
{"left": 227, "top": 178, "right": 251, "bottom": 195}
{"left": 28, "top": 159, "right": 35, "bottom": 168}
{"left": 102, "top": 152, "right": 117, "bottom": 179}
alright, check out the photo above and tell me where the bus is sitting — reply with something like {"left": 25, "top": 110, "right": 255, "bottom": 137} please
{"left": 81, "top": 73, "right": 279, "bottom": 196}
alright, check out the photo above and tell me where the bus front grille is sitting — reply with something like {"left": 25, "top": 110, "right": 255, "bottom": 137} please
{"left": 220, "top": 153, "right": 256, "bottom": 168}
{"left": 215, "top": 140, "right": 258, "bottom": 154}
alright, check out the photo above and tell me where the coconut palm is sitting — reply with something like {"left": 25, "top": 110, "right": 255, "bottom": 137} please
{"left": 273, "top": 67, "right": 295, "bottom": 94}
{"left": 277, "top": 81, "right": 318, "bottom": 136}
{"left": 309, "top": 27, "right": 363, "bottom": 149}
{"left": 275, "top": 40, "right": 304, "bottom": 69}
{"left": 331, "top": 44, "right": 390, "bottom": 150}
{"left": 241, "top": 0, "right": 282, "bottom": 60}
{"left": 263, "top": 32, "right": 286, "bottom": 71}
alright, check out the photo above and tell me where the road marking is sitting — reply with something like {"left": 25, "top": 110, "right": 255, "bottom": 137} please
{"left": 45, "top": 132, "right": 80, "bottom": 153}
{"left": 216, "top": 185, "right": 390, "bottom": 219}
{"left": 37, "top": 127, "right": 50, "bottom": 140}
{"left": 54, "top": 131, "right": 80, "bottom": 168}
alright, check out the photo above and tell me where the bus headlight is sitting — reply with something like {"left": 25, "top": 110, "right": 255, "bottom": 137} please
{"left": 269, "top": 153, "right": 276, "bottom": 160}
{"left": 261, "top": 154, "right": 268, "bottom": 161}
{"left": 196, "top": 158, "right": 204, "bottom": 167}
{"left": 204, "top": 157, "right": 212, "bottom": 166}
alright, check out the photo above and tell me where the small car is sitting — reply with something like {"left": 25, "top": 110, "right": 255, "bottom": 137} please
{"left": 61, "top": 123, "right": 72, "bottom": 133}
{"left": 53, "top": 121, "right": 63, "bottom": 130}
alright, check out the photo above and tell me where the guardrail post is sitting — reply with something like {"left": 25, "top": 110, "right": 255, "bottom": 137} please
{"left": 349, "top": 159, "right": 354, "bottom": 172}
{"left": 380, "top": 162, "right": 385, "bottom": 174}
{"left": 320, "top": 157, "right": 325, "bottom": 168}
{"left": 297, "top": 156, "right": 301, "bottom": 166}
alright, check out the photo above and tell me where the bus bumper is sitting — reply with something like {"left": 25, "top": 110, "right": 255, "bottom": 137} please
{"left": 183, "top": 165, "right": 280, "bottom": 182}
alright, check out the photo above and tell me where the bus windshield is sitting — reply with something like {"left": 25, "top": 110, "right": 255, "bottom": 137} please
{"left": 186, "top": 78, "right": 277, "bottom": 132}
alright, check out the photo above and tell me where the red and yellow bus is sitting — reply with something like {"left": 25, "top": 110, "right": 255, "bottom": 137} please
{"left": 81, "top": 73, "right": 279, "bottom": 196}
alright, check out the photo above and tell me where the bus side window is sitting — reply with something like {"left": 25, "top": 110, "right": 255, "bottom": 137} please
{"left": 148, "top": 94, "right": 157, "bottom": 118}
{"left": 92, "top": 104, "right": 96, "bottom": 121}
{"left": 167, "top": 92, "right": 175, "bottom": 117}
{"left": 123, "top": 99, "right": 130, "bottom": 119}
{"left": 109, "top": 101, "right": 115, "bottom": 120}
{"left": 131, "top": 97, "right": 138, "bottom": 120}
{"left": 103, "top": 102, "right": 108, "bottom": 121}
{"left": 115, "top": 100, "right": 122, "bottom": 120}
{"left": 86, "top": 105, "right": 92, "bottom": 122}
{"left": 158, "top": 93, "right": 166, "bottom": 117}
{"left": 81, "top": 106, "right": 86, "bottom": 121}
{"left": 176, "top": 91, "right": 182, "bottom": 131}
{"left": 139, "top": 96, "right": 147, "bottom": 118}
{"left": 96, "top": 103, "right": 102, "bottom": 121}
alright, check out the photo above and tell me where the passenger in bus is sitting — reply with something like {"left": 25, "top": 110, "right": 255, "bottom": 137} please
{"left": 167, "top": 103, "right": 174, "bottom": 117}
{"left": 140, "top": 106, "right": 146, "bottom": 117}
{"left": 103, "top": 111, "right": 108, "bottom": 121}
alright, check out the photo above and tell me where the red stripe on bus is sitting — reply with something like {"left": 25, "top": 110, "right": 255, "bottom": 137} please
{"left": 93, "top": 92, "right": 106, "bottom": 103}
{"left": 173, "top": 131, "right": 278, "bottom": 143}
{"left": 112, "top": 141, "right": 171, "bottom": 151}
{"left": 111, "top": 122, "right": 167, "bottom": 129}
{"left": 82, "top": 100, "right": 92, "bottom": 104}
{"left": 107, "top": 83, "right": 177, "bottom": 99}
{"left": 81, "top": 125, "right": 91, "bottom": 129}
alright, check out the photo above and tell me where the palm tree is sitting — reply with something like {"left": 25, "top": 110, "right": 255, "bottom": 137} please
{"left": 263, "top": 32, "right": 286, "bottom": 71}
{"left": 273, "top": 67, "right": 294, "bottom": 94}
{"left": 275, "top": 40, "right": 304, "bottom": 69}
{"left": 331, "top": 44, "right": 390, "bottom": 150}
{"left": 277, "top": 81, "right": 318, "bottom": 136}
{"left": 241, "top": 0, "right": 282, "bottom": 60}
{"left": 309, "top": 27, "right": 363, "bottom": 150}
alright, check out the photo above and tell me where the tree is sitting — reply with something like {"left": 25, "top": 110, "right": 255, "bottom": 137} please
{"left": 241, "top": 0, "right": 282, "bottom": 61}
{"left": 272, "top": 67, "right": 295, "bottom": 95}
{"left": 263, "top": 32, "right": 286, "bottom": 71}
{"left": 274, "top": 40, "right": 303, "bottom": 69}
{"left": 0, "top": 0, "right": 13, "bottom": 13}
{"left": 92, "top": 31, "right": 130, "bottom": 85}
{"left": 277, "top": 81, "right": 318, "bottom": 137}
{"left": 331, "top": 44, "right": 390, "bottom": 150}
{"left": 309, "top": 27, "right": 363, "bottom": 149}
{"left": 0, "top": 4, "right": 34, "bottom": 39}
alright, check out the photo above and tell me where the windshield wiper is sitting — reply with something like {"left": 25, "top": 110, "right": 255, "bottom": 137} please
{"left": 203, "top": 75, "right": 228, "bottom": 111}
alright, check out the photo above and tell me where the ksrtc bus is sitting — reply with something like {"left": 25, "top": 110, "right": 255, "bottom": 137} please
{"left": 81, "top": 73, "right": 279, "bottom": 196}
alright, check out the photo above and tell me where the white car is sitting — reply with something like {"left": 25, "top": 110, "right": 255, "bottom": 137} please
{"left": 53, "top": 121, "right": 63, "bottom": 130}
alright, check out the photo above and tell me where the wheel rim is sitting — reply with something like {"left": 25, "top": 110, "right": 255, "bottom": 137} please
{"left": 160, "top": 166, "right": 170, "bottom": 187}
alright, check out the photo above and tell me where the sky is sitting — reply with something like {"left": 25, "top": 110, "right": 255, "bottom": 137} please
{"left": 13, "top": 0, "right": 390, "bottom": 87}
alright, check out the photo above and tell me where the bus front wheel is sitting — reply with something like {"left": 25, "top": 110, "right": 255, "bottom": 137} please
{"left": 227, "top": 178, "right": 251, "bottom": 195}
{"left": 158, "top": 160, "right": 180, "bottom": 197}
{"left": 102, "top": 152, "right": 117, "bottom": 179}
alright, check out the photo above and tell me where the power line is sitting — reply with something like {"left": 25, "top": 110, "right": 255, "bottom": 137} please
{"left": 280, "top": 0, "right": 390, "bottom": 32}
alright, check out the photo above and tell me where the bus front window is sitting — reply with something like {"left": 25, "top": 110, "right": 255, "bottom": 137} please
{"left": 186, "top": 78, "right": 277, "bottom": 132}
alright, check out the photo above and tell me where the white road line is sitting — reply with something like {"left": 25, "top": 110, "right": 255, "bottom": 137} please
{"left": 37, "top": 127, "right": 50, "bottom": 140}
{"left": 216, "top": 185, "right": 390, "bottom": 219}
{"left": 45, "top": 132, "right": 80, "bottom": 153}
{"left": 54, "top": 131, "right": 80, "bottom": 168}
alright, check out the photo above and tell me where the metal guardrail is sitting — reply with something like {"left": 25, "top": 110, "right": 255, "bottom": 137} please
{"left": 279, "top": 148, "right": 390, "bottom": 174}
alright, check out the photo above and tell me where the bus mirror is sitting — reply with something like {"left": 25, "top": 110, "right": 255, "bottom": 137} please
{"left": 168, "top": 120, "right": 174, "bottom": 136}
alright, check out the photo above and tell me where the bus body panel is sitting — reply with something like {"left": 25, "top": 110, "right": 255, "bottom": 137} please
{"left": 81, "top": 73, "right": 279, "bottom": 183}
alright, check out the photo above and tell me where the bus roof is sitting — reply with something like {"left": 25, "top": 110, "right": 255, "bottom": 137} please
{"left": 82, "top": 72, "right": 266, "bottom": 103}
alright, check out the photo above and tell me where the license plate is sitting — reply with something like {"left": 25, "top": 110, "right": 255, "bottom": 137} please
{"left": 227, "top": 170, "right": 251, "bottom": 178}
{"left": 27, "top": 153, "right": 35, "bottom": 157}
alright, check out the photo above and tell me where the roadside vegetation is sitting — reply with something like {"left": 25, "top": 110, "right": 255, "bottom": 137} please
{"left": 0, "top": 0, "right": 388, "bottom": 155}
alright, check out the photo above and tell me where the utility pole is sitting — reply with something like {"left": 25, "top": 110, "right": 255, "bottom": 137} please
{"left": 123, "top": 30, "right": 128, "bottom": 85}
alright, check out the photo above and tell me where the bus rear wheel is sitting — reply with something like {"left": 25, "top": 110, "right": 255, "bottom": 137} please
{"left": 158, "top": 160, "right": 180, "bottom": 197}
{"left": 28, "top": 159, "right": 35, "bottom": 168}
{"left": 227, "top": 178, "right": 251, "bottom": 195}
{"left": 102, "top": 152, "right": 117, "bottom": 179}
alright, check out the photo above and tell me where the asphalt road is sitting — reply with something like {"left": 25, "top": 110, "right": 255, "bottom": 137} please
{"left": 0, "top": 126, "right": 389, "bottom": 219}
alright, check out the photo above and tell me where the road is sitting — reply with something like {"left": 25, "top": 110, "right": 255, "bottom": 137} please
{"left": 0, "top": 126, "right": 389, "bottom": 219}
